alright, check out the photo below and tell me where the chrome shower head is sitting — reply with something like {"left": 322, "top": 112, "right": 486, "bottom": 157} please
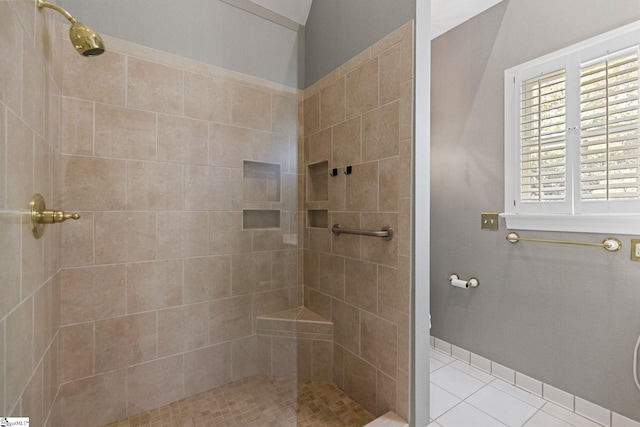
{"left": 37, "top": 0, "right": 105, "bottom": 57}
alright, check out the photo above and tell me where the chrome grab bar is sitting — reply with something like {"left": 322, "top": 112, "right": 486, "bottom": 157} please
{"left": 331, "top": 224, "right": 393, "bottom": 241}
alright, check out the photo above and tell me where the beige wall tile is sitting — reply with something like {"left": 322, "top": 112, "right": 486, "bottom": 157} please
{"left": 21, "top": 220, "right": 44, "bottom": 298}
{"left": 0, "top": 3, "right": 23, "bottom": 114}
{"left": 305, "top": 287, "right": 331, "bottom": 320}
{"left": 256, "top": 335, "right": 272, "bottom": 375}
{"left": 398, "top": 197, "right": 411, "bottom": 256}
{"left": 320, "top": 77, "right": 345, "bottom": 129}
{"left": 34, "top": 279, "right": 54, "bottom": 365}
{"left": 376, "top": 370, "right": 397, "bottom": 417}
{"left": 309, "top": 127, "right": 332, "bottom": 164}
{"left": 157, "top": 114, "right": 208, "bottom": 165}
{"left": 94, "top": 312, "right": 157, "bottom": 373}
{"left": 0, "top": 320, "right": 4, "bottom": 415}
{"left": 318, "top": 253, "right": 345, "bottom": 300}
{"left": 184, "top": 72, "right": 231, "bottom": 123}
{"left": 399, "top": 138, "right": 412, "bottom": 198}
{"left": 231, "top": 84, "right": 271, "bottom": 131}
{"left": 59, "top": 322, "right": 93, "bottom": 383}
{"left": 361, "top": 213, "right": 398, "bottom": 267}
{"left": 333, "top": 116, "right": 361, "bottom": 167}
{"left": 34, "top": 134, "right": 52, "bottom": 208}
{"left": 231, "top": 251, "right": 271, "bottom": 296}
{"left": 253, "top": 131, "right": 290, "bottom": 171}
{"left": 271, "top": 249, "right": 298, "bottom": 288}
{"left": 328, "top": 169, "right": 347, "bottom": 212}
{"left": 253, "top": 289, "right": 290, "bottom": 319}
{"left": 379, "top": 43, "right": 402, "bottom": 105}
{"left": 209, "top": 295, "right": 253, "bottom": 344}
{"left": 362, "top": 101, "right": 399, "bottom": 162}
{"left": 209, "top": 123, "right": 255, "bottom": 168}
{"left": 333, "top": 343, "right": 345, "bottom": 388}
{"left": 185, "top": 166, "right": 231, "bottom": 211}
{"left": 346, "top": 58, "right": 379, "bottom": 119}
{"left": 272, "top": 93, "right": 298, "bottom": 136}
{"left": 43, "top": 331, "right": 59, "bottom": 417}
{"left": 379, "top": 157, "right": 399, "bottom": 211}
{"left": 95, "top": 104, "right": 156, "bottom": 160}
{"left": 378, "top": 266, "right": 399, "bottom": 323}
{"left": 345, "top": 259, "right": 378, "bottom": 314}
{"left": 61, "top": 97, "right": 93, "bottom": 155}
{"left": 303, "top": 249, "right": 319, "bottom": 289}
{"left": 312, "top": 340, "right": 334, "bottom": 383}
{"left": 184, "top": 256, "right": 231, "bottom": 304}
{"left": 61, "top": 155, "right": 126, "bottom": 211}
{"left": 127, "top": 355, "right": 184, "bottom": 415}
{"left": 6, "top": 298, "right": 33, "bottom": 410}
{"left": 22, "top": 42, "right": 45, "bottom": 136}
{"left": 0, "top": 105, "right": 5, "bottom": 207}
{"left": 127, "top": 57, "right": 183, "bottom": 115}
{"left": 398, "top": 255, "right": 411, "bottom": 316}
{"left": 345, "top": 161, "right": 378, "bottom": 212}
{"left": 297, "top": 339, "right": 313, "bottom": 380}
{"left": 252, "top": 229, "right": 284, "bottom": 252}
{"left": 209, "top": 212, "right": 252, "bottom": 255}
{"left": 396, "top": 368, "right": 410, "bottom": 421}
{"left": 95, "top": 211, "right": 156, "bottom": 264}
{"left": 330, "top": 212, "right": 360, "bottom": 258}
{"left": 127, "top": 160, "right": 183, "bottom": 211}
{"left": 158, "top": 303, "right": 208, "bottom": 357}
{"left": 344, "top": 352, "right": 377, "bottom": 414}
{"left": 340, "top": 48, "right": 372, "bottom": 77}
{"left": 60, "top": 369, "right": 126, "bottom": 427}
{"left": 184, "top": 344, "right": 232, "bottom": 396}
{"left": 6, "top": 111, "right": 33, "bottom": 210}
{"left": 361, "top": 312, "right": 397, "bottom": 377}
{"left": 157, "top": 211, "right": 209, "bottom": 259}
{"left": 231, "top": 336, "right": 257, "bottom": 381}
{"left": 399, "top": 80, "right": 414, "bottom": 142}
{"left": 60, "top": 265, "right": 126, "bottom": 325}
{"left": 397, "top": 313, "right": 410, "bottom": 373}
{"left": 60, "top": 211, "right": 94, "bottom": 268}
{"left": 0, "top": 214, "right": 21, "bottom": 320}
{"left": 127, "top": 260, "right": 183, "bottom": 312}
{"left": 332, "top": 299, "right": 359, "bottom": 355}
{"left": 271, "top": 336, "right": 297, "bottom": 378}
{"left": 308, "top": 228, "right": 331, "bottom": 252}
{"left": 304, "top": 93, "right": 320, "bottom": 136}
{"left": 61, "top": 48, "right": 126, "bottom": 106}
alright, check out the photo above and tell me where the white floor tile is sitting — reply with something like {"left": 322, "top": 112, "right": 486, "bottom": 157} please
{"left": 431, "top": 356, "right": 446, "bottom": 373}
{"left": 431, "top": 348, "right": 456, "bottom": 365}
{"left": 541, "top": 402, "right": 604, "bottom": 427}
{"left": 450, "top": 360, "right": 495, "bottom": 383}
{"left": 490, "top": 379, "right": 546, "bottom": 409}
{"left": 466, "top": 384, "right": 538, "bottom": 427}
{"left": 431, "top": 365, "right": 488, "bottom": 400}
{"left": 430, "top": 383, "right": 462, "bottom": 419}
{"left": 523, "top": 410, "right": 577, "bottom": 427}
{"left": 438, "top": 402, "right": 508, "bottom": 427}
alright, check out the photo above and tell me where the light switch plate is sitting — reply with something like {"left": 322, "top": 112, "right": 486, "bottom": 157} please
{"left": 631, "top": 239, "right": 640, "bottom": 261}
{"left": 481, "top": 212, "right": 499, "bottom": 230}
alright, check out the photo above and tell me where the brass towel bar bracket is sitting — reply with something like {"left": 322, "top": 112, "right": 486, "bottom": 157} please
{"left": 506, "top": 232, "right": 622, "bottom": 252}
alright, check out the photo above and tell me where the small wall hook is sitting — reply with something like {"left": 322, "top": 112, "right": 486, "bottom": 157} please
{"left": 344, "top": 166, "right": 352, "bottom": 175}
{"left": 330, "top": 168, "right": 338, "bottom": 177}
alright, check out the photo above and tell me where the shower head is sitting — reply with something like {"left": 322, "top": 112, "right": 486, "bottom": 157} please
{"left": 37, "top": 0, "right": 105, "bottom": 57}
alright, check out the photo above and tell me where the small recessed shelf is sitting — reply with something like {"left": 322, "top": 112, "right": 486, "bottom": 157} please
{"left": 307, "top": 160, "right": 328, "bottom": 202}
{"left": 243, "top": 161, "right": 281, "bottom": 202}
{"left": 243, "top": 209, "right": 280, "bottom": 229}
{"left": 307, "top": 210, "right": 328, "bottom": 229}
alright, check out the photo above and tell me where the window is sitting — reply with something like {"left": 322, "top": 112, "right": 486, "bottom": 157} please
{"left": 503, "top": 21, "right": 640, "bottom": 234}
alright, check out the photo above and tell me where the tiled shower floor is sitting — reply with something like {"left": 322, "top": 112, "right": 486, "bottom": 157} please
{"left": 103, "top": 375, "right": 375, "bottom": 427}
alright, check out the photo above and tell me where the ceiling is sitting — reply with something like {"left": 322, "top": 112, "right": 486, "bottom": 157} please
{"left": 247, "top": 0, "right": 504, "bottom": 38}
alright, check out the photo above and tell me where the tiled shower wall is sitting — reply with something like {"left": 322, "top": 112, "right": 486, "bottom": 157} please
{"left": 54, "top": 28, "right": 300, "bottom": 427}
{"left": 302, "top": 21, "right": 414, "bottom": 420}
{"left": 1, "top": 2, "right": 61, "bottom": 426}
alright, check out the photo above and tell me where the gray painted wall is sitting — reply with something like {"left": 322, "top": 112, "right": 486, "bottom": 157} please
{"left": 431, "top": 0, "right": 640, "bottom": 420}
{"left": 59, "top": 0, "right": 300, "bottom": 87}
{"left": 304, "top": 0, "right": 415, "bottom": 86}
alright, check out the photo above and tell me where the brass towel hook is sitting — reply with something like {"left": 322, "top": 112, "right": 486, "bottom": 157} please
{"left": 30, "top": 193, "right": 80, "bottom": 239}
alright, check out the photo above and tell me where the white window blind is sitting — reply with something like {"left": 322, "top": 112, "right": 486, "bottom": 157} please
{"left": 503, "top": 21, "right": 640, "bottom": 234}
{"left": 520, "top": 69, "right": 567, "bottom": 203}
{"left": 579, "top": 49, "right": 640, "bottom": 201}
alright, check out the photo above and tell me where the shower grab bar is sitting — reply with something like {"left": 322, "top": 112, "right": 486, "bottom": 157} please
{"left": 506, "top": 232, "right": 621, "bottom": 252}
{"left": 332, "top": 224, "right": 393, "bottom": 241}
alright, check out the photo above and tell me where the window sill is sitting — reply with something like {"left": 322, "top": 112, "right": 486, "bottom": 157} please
{"left": 500, "top": 213, "right": 640, "bottom": 235}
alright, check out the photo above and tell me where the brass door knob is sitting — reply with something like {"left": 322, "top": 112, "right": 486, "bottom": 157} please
{"left": 30, "top": 193, "right": 80, "bottom": 239}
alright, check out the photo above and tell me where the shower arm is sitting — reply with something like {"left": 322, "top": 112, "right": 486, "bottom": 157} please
{"left": 37, "top": 0, "right": 78, "bottom": 24}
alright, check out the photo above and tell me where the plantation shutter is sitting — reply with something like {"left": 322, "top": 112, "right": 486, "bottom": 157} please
{"left": 580, "top": 48, "right": 640, "bottom": 201}
{"left": 520, "top": 69, "right": 567, "bottom": 203}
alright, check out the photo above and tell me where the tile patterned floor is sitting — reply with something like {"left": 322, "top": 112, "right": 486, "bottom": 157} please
{"left": 428, "top": 349, "right": 607, "bottom": 427}
{"left": 103, "top": 375, "right": 375, "bottom": 427}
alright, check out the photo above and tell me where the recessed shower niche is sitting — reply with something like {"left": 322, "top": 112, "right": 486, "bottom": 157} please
{"left": 242, "top": 160, "right": 281, "bottom": 229}
{"left": 307, "top": 160, "right": 328, "bottom": 202}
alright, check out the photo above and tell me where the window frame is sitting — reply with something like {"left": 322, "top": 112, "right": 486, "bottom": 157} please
{"left": 503, "top": 20, "right": 640, "bottom": 234}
